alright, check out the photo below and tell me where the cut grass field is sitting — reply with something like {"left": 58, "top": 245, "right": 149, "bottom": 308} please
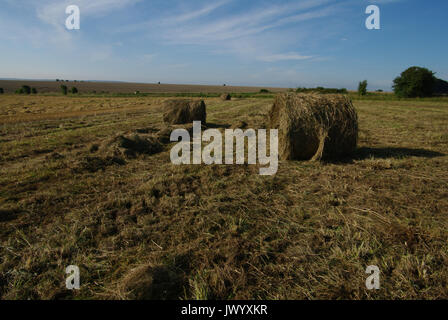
{"left": 0, "top": 93, "right": 447, "bottom": 299}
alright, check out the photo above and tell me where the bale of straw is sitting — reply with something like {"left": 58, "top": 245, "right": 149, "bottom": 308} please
{"left": 163, "top": 99, "right": 206, "bottom": 125}
{"left": 268, "top": 93, "right": 358, "bottom": 161}
{"left": 221, "top": 93, "right": 231, "bottom": 101}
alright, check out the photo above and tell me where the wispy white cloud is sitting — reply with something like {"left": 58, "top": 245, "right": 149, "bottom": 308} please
{"left": 161, "top": 0, "right": 230, "bottom": 25}
{"left": 0, "top": 0, "right": 357, "bottom": 85}
{"left": 258, "top": 53, "right": 313, "bottom": 62}
{"left": 0, "top": 0, "right": 142, "bottom": 46}
{"left": 158, "top": 0, "right": 335, "bottom": 43}
{"left": 369, "top": 0, "right": 405, "bottom": 3}
{"left": 144, "top": 0, "right": 344, "bottom": 62}
{"left": 141, "top": 53, "right": 157, "bottom": 62}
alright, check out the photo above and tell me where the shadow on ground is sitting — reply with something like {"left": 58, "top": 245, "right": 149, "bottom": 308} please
{"left": 354, "top": 147, "right": 445, "bottom": 160}
{"left": 206, "top": 122, "right": 231, "bottom": 129}
{"left": 323, "top": 147, "right": 445, "bottom": 164}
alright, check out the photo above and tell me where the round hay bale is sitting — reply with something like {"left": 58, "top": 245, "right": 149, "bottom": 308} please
{"left": 268, "top": 93, "right": 358, "bottom": 161}
{"left": 163, "top": 99, "right": 206, "bottom": 125}
{"left": 220, "top": 93, "right": 231, "bottom": 101}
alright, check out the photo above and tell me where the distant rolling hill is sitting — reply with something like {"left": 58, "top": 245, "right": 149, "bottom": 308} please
{"left": 0, "top": 80, "right": 288, "bottom": 94}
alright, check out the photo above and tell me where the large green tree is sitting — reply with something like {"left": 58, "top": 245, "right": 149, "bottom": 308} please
{"left": 393, "top": 66, "right": 436, "bottom": 98}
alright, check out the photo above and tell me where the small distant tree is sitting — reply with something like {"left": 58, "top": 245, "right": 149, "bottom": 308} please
{"left": 358, "top": 80, "right": 368, "bottom": 96}
{"left": 61, "top": 85, "right": 68, "bottom": 95}
{"left": 393, "top": 66, "right": 436, "bottom": 98}
{"left": 260, "top": 89, "right": 270, "bottom": 93}
{"left": 31, "top": 88, "right": 37, "bottom": 94}
{"left": 71, "top": 87, "right": 78, "bottom": 94}
{"left": 0, "top": 88, "right": 4, "bottom": 94}
{"left": 56, "top": 79, "right": 60, "bottom": 82}
{"left": 22, "top": 85, "right": 31, "bottom": 95}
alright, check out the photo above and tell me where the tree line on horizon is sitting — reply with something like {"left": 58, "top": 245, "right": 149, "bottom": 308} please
{"left": 2, "top": 66, "right": 447, "bottom": 98}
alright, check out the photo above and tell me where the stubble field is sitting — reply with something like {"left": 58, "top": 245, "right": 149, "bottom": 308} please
{"left": 0, "top": 93, "right": 447, "bottom": 299}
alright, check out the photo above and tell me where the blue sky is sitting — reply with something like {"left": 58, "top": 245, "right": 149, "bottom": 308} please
{"left": 1, "top": 0, "right": 447, "bottom": 90}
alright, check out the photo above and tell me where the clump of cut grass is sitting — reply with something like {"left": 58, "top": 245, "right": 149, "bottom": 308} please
{"left": 118, "top": 264, "right": 155, "bottom": 299}
{"left": 115, "top": 135, "right": 162, "bottom": 157}
{"left": 99, "top": 134, "right": 163, "bottom": 159}
{"left": 76, "top": 134, "right": 163, "bottom": 172}
{"left": 156, "top": 127, "right": 173, "bottom": 144}
{"left": 119, "top": 264, "right": 186, "bottom": 300}
{"left": 77, "top": 156, "right": 125, "bottom": 173}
